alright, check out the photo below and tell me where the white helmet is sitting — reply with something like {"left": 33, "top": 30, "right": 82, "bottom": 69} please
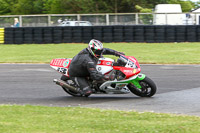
{"left": 88, "top": 39, "right": 103, "bottom": 58}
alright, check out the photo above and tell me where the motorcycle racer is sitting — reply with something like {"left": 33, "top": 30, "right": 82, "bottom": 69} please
{"left": 68, "top": 39, "right": 124, "bottom": 96}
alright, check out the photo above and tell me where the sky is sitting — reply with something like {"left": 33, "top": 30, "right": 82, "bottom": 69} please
{"left": 189, "top": 0, "right": 199, "bottom": 2}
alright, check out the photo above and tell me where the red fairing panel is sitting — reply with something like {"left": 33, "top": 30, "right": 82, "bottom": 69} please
{"left": 113, "top": 66, "right": 141, "bottom": 79}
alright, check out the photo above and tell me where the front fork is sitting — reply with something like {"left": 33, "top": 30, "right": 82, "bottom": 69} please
{"left": 130, "top": 74, "right": 146, "bottom": 89}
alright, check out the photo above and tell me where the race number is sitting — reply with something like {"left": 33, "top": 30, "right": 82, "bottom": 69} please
{"left": 57, "top": 67, "right": 68, "bottom": 74}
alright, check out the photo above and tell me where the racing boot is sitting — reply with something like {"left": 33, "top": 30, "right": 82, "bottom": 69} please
{"left": 82, "top": 86, "right": 92, "bottom": 96}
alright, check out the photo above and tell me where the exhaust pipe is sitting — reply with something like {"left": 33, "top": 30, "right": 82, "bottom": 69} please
{"left": 53, "top": 79, "right": 78, "bottom": 93}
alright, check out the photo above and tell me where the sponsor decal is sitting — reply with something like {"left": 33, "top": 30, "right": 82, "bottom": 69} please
{"left": 97, "top": 67, "right": 101, "bottom": 71}
{"left": 133, "top": 69, "right": 137, "bottom": 74}
{"left": 124, "top": 70, "right": 133, "bottom": 73}
{"left": 63, "top": 60, "right": 69, "bottom": 67}
{"left": 106, "top": 62, "right": 111, "bottom": 65}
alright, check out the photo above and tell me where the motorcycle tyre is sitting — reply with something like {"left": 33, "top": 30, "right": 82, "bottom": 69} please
{"left": 60, "top": 75, "right": 90, "bottom": 97}
{"left": 128, "top": 76, "right": 157, "bottom": 97}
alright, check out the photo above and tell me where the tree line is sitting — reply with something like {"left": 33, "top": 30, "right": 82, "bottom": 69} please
{"left": 0, "top": 0, "right": 198, "bottom": 15}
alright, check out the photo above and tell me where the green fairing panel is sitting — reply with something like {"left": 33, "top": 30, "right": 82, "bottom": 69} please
{"left": 130, "top": 74, "right": 146, "bottom": 89}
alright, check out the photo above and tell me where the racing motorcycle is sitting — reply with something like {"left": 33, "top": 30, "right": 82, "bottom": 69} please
{"left": 50, "top": 55, "right": 157, "bottom": 97}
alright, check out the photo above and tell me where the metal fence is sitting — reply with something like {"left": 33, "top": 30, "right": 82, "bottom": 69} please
{"left": 0, "top": 12, "right": 200, "bottom": 27}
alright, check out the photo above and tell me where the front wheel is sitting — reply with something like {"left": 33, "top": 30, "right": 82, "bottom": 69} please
{"left": 128, "top": 76, "right": 157, "bottom": 97}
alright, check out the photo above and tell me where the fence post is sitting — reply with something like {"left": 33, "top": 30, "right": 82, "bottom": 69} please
{"left": 19, "top": 15, "right": 22, "bottom": 27}
{"left": 106, "top": 14, "right": 110, "bottom": 25}
{"left": 136, "top": 13, "right": 138, "bottom": 25}
{"left": 48, "top": 15, "right": 51, "bottom": 26}
{"left": 165, "top": 13, "right": 168, "bottom": 25}
{"left": 77, "top": 14, "right": 80, "bottom": 21}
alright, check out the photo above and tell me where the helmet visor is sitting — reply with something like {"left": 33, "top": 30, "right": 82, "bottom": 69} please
{"left": 92, "top": 48, "right": 103, "bottom": 57}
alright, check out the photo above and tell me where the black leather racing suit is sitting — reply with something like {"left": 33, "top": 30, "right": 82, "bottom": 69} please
{"left": 68, "top": 48, "right": 119, "bottom": 91}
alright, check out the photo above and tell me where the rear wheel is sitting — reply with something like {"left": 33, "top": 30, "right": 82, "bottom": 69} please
{"left": 128, "top": 76, "right": 157, "bottom": 97}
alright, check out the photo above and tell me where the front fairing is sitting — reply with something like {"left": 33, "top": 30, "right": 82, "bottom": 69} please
{"left": 113, "top": 55, "right": 141, "bottom": 79}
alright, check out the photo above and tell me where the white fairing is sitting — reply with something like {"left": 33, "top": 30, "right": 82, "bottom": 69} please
{"left": 96, "top": 58, "right": 114, "bottom": 75}
{"left": 99, "top": 57, "right": 114, "bottom": 62}
{"left": 96, "top": 65, "right": 113, "bottom": 74}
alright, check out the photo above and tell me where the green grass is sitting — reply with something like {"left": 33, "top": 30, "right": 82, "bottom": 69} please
{"left": 1, "top": 43, "right": 200, "bottom": 132}
{"left": 0, "top": 42, "right": 200, "bottom": 64}
{"left": 0, "top": 105, "right": 199, "bottom": 133}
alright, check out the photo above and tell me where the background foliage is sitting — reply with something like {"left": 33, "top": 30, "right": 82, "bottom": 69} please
{"left": 0, "top": 0, "right": 198, "bottom": 15}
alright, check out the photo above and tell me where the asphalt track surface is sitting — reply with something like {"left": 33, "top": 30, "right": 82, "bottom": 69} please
{"left": 0, "top": 64, "right": 200, "bottom": 116}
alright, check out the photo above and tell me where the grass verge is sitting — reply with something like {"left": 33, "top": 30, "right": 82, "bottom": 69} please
{"left": 1, "top": 43, "right": 200, "bottom": 132}
{"left": 0, "top": 42, "right": 200, "bottom": 64}
{"left": 0, "top": 105, "right": 200, "bottom": 133}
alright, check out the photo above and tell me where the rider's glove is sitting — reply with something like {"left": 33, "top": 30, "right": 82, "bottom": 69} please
{"left": 115, "top": 51, "right": 125, "bottom": 57}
